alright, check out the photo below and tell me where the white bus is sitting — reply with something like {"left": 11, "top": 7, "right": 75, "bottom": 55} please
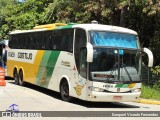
{"left": 7, "top": 22, "right": 153, "bottom": 102}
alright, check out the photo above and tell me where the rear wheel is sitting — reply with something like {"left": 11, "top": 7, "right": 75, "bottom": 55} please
{"left": 19, "top": 70, "right": 25, "bottom": 86}
{"left": 60, "top": 80, "right": 72, "bottom": 102}
{"left": 14, "top": 69, "right": 19, "bottom": 85}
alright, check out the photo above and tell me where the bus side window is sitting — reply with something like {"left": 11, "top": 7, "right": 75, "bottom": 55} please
{"left": 31, "top": 33, "right": 36, "bottom": 50}
{"left": 23, "top": 34, "right": 26, "bottom": 49}
{"left": 67, "top": 29, "right": 74, "bottom": 52}
{"left": 44, "top": 32, "right": 48, "bottom": 50}
{"left": 20, "top": 34, "right": 24, "bottom": 49}
{"left": 37, "top": 32, "right": 43, "bottom": 50}
{"left": 47, "top": 32, "right": 53, "bottom": 50}
{"left": 67, "top": 35, "right": 73, "bottom": 52}
{"left": 61, "top": 30, "right": 68, "bottom": 51}
{"left": 31, "top": 34, "right": 34, "bottom": 49}
{"left": 54, "top": 30, "right": 61, "bottom": 50}
{"left": 74, "top": 29, "right": 87, "bottom": 72}
{"left": 51, "top": 31, "right": 56, "bottom": 50}
{"left": 11, "top": 37, "right": 14, "bottom": 48}
{"left": 61, "top": 31, "right": 66, "bottom": 51}
{"left": 9, "top": 35, "right": 13, "bottom": 48}
{"left": 22, "top": 34, "right": 26, "bottom": 49}
{"left": 36, "top": 32, "right": 42, "bottom": 50}
{"left": 80, "top": 48, "right": 87, "bottom": 78}
{"left": 16, "top": 36, "right": 20, "bottom": 49}
{"left": 64, "top": 29, "right": 73, "bottom": 52}
{"left": 51, "top": 32, "right": 56, "bottom": 50}
{"left": 13, "top": 35, "right": 16, "bottom": 49}
{"left": 17, "top": 34, "right": 20, "bottom": 49}
{"left": 27, "top": 34, "right": 31, "bottom": 49}
{"left": 41, "top": 32, "right": 45, "bottom": 50}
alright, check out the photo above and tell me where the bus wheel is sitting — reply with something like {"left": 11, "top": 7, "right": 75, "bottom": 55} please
{"left": 14, "top": 69, "right": 19, "bottom": 85}
{"left": 60, "top": 80, "right": 72, "bottom": 102}
{"left": 19, "top": 70, "right": 25, "bottom": 86}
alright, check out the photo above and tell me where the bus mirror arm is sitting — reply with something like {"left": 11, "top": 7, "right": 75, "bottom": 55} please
{"left": 86, "top": 43, "right": 93, "bottom": 62}
{"left": 142, "top": 48, "right": 154, "bottom": 67}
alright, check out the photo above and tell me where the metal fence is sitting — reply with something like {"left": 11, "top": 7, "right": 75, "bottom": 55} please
{"left": 141, "top": 64, "right": 160, "bottom": 86}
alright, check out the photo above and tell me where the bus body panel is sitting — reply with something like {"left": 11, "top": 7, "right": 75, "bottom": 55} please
{"left": 7, "top": 49, "right": 86, "bottom": 99}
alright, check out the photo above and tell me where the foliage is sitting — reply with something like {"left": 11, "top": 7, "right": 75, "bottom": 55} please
{"left": 0, "top": 0, "right": 53, "bottom": 39}
{"left": 151, "top": 65, "right": 160, "bottom": 75}
{"left": 1, "top": 0, "right": 160, "bottom": 67}
{"left": 0, "top": 0, "right": 19, "bottom": 39}
{"left": 141, "top": 85, "right": 160, "bottom": 100}
{"left": 153, "top": 80, "right": 160, "bottom": 91}
{"left": 44, "top": 0, "right": 90, "bottom": 23}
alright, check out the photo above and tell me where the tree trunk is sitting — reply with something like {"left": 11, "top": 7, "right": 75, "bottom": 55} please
{"left": 120, "top": 6, "right": 128, "bottom": 27}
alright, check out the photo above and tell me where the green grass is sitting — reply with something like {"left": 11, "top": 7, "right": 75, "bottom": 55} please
{"left": 141, "top": 85, "right": 160, "bottom": 100}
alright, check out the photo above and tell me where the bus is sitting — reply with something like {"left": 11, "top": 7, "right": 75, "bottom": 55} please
{"left": 7, "top": 22, "right": 153, "bottom": 102}
{"left": 0, "top": 40, "right": 8, "bottom": 76}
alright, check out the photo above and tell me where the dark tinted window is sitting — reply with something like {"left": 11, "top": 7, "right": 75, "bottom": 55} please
{"left": 60, "top": 29, "right": 74, "bottom": 52}
{"left": 9, "top": 29, "right": 74, "bottom": 52}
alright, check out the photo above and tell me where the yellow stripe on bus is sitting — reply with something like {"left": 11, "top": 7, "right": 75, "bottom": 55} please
{"left": 7, "top": 50, "right": 45, "bottom": 84}
{"left": 30, "top": 50, "right": 45, "bottom": 84}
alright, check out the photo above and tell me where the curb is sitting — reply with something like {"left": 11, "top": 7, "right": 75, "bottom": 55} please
{"left": 135, "top": 99, "right": 160, "bottom": 105}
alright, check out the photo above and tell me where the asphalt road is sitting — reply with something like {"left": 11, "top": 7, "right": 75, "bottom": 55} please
{"left": 0, "top": 80, "right": 160, "bottom": 120}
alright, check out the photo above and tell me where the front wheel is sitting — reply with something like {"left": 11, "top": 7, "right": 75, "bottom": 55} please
{"left": 60, "top": 80, "right": 72, "bottom": 102}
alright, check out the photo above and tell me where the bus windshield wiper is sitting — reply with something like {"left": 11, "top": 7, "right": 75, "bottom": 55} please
{"left": 121, "top": 64, "right": 132, "bottom": 82}
{"left": 106, "top": 63, "right": 118, "bottom": 82}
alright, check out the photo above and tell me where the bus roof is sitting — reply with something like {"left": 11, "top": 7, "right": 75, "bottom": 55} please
{"left": 33, "top": 23, "right": 67, "bottom": 30}
{"left": 10, "top": 23, "right": 137, "bottom": 35}
{"left": 73, "top": 24, "right": 137, "bottom": 35}
{"left": 10, "top": 23, "right": 67, "bottom": 34}
{"left": 10, "top": 29, "right": 48, "bottom": 34}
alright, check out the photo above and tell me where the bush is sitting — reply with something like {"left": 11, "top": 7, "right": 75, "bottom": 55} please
{"left": 151, "top": 65, "right": 160, "bottom": 75}
{"left": 153, "top": 80, "right": 160, "bottom": 91}
{"left": 141, "top": 85, "right": 160, "bottom": 100}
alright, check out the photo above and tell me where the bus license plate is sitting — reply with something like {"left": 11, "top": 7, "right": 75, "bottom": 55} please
{"left": 113, "top": 96, "right": 122, "bottom": 100}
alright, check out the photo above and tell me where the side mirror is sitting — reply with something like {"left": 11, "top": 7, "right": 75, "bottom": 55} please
{"left": 142, "top": 48, "right": 154, "bottom": 67}
{"left": 86, "top": 43, "right": 93, "bottom": 62}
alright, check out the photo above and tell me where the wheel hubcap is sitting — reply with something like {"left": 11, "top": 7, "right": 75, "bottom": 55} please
{"left": 62, "top": 85, "right": 68, "bottom": 97}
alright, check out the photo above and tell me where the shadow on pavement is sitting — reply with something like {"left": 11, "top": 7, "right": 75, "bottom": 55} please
{"left": 5, "top": 76, "right": 14, "bottom": 80}
{"left": 8, "top": 80, "right": 140, "bottom": 109}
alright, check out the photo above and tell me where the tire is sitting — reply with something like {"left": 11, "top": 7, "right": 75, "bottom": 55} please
{"left": 14, "top": 69, "right": 19, "bottom": 85}
{"left": 60, "top": 80, "right": 72, "bottom": 102}
{"left": 19, "top": 70, "right": 25, "bottom": 86}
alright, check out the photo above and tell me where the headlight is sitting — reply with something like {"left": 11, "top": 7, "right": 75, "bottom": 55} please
{"left": 88, "top": 86, "right": 104, "bottom": 92}
{"left": 131, "top": 88, "right": 141, "bottom": 93}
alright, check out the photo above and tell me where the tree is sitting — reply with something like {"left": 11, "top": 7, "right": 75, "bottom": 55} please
{"left": 0, "top": 0, "right": 53, "bottom": 40}
{"left": 0, "top": 0, "right": 19, "bottom": 39}
{"left": 1, "top": 0, "right": 160, "bottom": 67}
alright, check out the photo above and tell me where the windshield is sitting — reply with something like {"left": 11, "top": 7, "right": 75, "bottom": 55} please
{"left": 89, "top": 48, "right": 141, "bottom": 83}
{"left": 89, "top": 31, "right": 139, "bottom": 49}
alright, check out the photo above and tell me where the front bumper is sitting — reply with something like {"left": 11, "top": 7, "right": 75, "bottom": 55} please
{"left": 86, "top": 91, "right": 141, "bottom": 102}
